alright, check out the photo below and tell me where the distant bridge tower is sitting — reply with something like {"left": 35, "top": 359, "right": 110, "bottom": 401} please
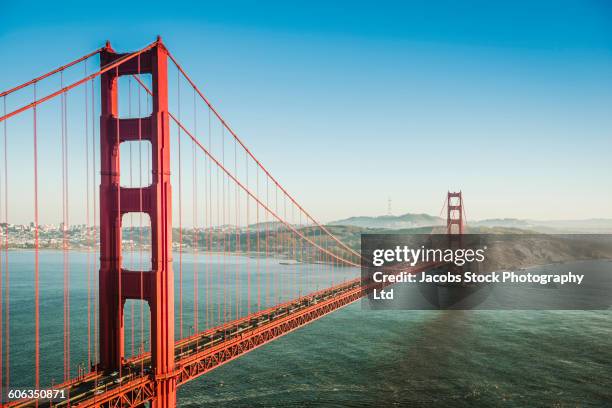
{"left": 446, "top": 191, "right": 464, "bottom": 235}
{"left": 99, "top": 38, "right": 176, "bottom": 407}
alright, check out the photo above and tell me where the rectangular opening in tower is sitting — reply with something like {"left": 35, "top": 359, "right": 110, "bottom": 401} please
{"left": 117, "top": 74, "right": 153, "bottom": 119}
{"left": 119, "top": 140, "right": 153, "bottom": 188}
{"left": 124, "top": 299, "right": 151, "bottom": 360}
{"left": 122, "top": 212, "right": 152, "bottom": 271}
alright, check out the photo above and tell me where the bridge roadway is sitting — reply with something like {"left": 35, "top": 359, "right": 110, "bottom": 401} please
{"left": 10, "top": 262, "right": 435, "bottom": 408}
{"left": 11, "top": 277, "right": 366, "bottom": 408}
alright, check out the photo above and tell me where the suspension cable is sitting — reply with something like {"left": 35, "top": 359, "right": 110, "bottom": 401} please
{"left": 0, "top": 47, "right": 103, "bottom": 98}
{"left": 165, "top": 50, "right": 361, "bottom": 260}
{"left": 131, "top": 73, "right": 360, "bottom": 268}
{"left": 0, "top": 40, "right": 158, "bottom": 123}
{"left": 170, "top": 114, "right": 359, "bottom": 267}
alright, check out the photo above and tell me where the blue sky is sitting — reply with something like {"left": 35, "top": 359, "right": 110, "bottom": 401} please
{"left": 1, "top": 0, "right": 611, "bottom": 223}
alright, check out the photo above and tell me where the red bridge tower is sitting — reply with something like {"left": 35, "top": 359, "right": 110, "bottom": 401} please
{"left": 446, "top": 191, "right": 464, "bottom": 235}
{"left": 99, "top": 38, "right": 176, "bottom": 407}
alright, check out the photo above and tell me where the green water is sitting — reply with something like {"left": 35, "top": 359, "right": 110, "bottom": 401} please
{"left": 178, "top": 307, "right": 612, "bottom": 407}
{"left": 2, "top": 251, "right": 611, "bottom": 406}
{"left": 0, "top": 250, "right": 357, "bottom": 388}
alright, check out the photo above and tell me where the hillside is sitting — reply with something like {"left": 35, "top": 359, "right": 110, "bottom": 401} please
{"left": 329, "top": 213, "right": 443, "bottom": 229}
{"left": 329, "top": 213, "right": 612, "bottom": 234}
{"left": 470, "top": 218, "right": 612, "bottom": 233}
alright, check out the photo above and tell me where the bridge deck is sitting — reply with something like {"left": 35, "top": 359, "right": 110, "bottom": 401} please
{"left": 10, "top": 278, "right": 364, "bottom": 408}
{"left": 10, "top": 261, "right": 437, "bottom": 408}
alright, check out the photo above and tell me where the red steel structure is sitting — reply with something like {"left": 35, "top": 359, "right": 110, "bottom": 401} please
{"left": 0, "top": 39, "right": 458, "bottom": 408}
{"left": 98, "top": 39, "right": 176, "bottom": 406}
{"left": 446, "top": 191, "right": 464, "bottom": 235}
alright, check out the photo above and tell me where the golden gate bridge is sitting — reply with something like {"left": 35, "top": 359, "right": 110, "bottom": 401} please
{"left": 0, "top": 38, "right": 464, "bottom": 407}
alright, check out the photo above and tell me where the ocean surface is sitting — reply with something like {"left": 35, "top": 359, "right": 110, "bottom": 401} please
{"left": 2, "top": 251, "right": 611, "bottom": 406}
{"left": 178, "top": 308, "right": 612, "bottom": 407}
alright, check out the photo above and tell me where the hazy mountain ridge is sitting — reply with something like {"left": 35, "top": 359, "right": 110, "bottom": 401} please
{"left": 329, "top": 213, "right": 444, "bottom": 229}
{"left": 470, "top": 218, "right": 612, "bottom": 233}
{"left": 329, "top": 213, "right": 612, "bottom": 233}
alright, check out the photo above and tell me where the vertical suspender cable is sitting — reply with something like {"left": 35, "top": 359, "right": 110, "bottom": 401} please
{"left": 256, "top": 167, "right": 260, "bottom": 312}
{"left": 206, "top": 107, "right": 211, "bottom": 329}
{"left": 128, "top": 77, "right": 135, "bottom": 358}
{"left": 145, "top": 71, "right": 151, "bottom": 356}
{"left": 115, "top": 66, "right": 122, "bottom": 381}
{"left": 85, "top": 64, "right": 92, "bottom": 371}
{"left": 331, "top": 230, "right": 334, "bottom": 287}
{"left": 317, "top": 228, "right": 321, "bottom": 291}
{"left": 137, "top": 55, "right": 145, "bottom": 372}
{"left": 276, "top": 188, "right": 279, "bottom": 304}
{"left": 298, "top": 210, "right": 304, "bottom": 292}
{"left": 228, "top": 128, "right": 232, "bottom": 321}
{"left": 193, "top": 87, "right": 198, "bottom": 336}
{"left": 91, "top": 78, "right": 99, "bottom": 397}
{"left": 33, "top": 82, "right": 40, "bottom": 389}
{"left": 60, "top": 71, "right": 70, "bottom": 382}
{"left": 222, "top": 126, "right": 226, "bottom": 323}
{"left": 66, "top": 76, "right": 71, "bottom": 382}
{"left": 246, "top": 150, "right": 250, "bottom": 316}
{"left": 292, "top": 204, "right": 296, "bottom": 299}
{"left": 177, "top": 69, "right": 183, "bottom": 340}
{"left": 284, "top": 197, "right": 288, "bottom": 301}
{"left": 227, "top": 134, "right": 232, "bottom": 321}
{"left": 234, "top": 136, "right": 239, "bottom": 319}
{"left": 91, "top": 78, "right": 98, "bottom": 375}
{"left": 265, "top": 176, "right": 269, "bottom": 308}
{"left": 3, "top": 95, "right": 8, "bottom": 392}
{"left": 61, "top": 73, "right": 66, "bottom": 380}
{"left": 218, "top": 130, "right": 222, "bottom": 325}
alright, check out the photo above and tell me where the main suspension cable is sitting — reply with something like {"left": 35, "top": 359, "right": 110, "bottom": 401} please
{"left": 165, "top": 50, "right": 361, "bottom": 261}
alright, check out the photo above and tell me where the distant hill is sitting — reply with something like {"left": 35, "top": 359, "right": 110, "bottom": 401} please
{"left": 330, "top": 213, "right": 612, "bottom": 233}
{"left": 471, "top": 218, "right": 612, "bottom": 233}
{"left": 329, "top": 213, "right": 444, "bottom": 229}
{"left": 469, "top": 218, "right": 533, "bottom": 228}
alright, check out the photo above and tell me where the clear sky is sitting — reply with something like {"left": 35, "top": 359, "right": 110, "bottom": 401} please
{"left": 1, "top": 0, "right": 611, "bottom": 224}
